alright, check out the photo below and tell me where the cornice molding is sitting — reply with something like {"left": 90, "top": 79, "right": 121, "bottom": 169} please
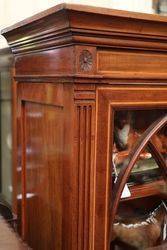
{"left": 1, "top": 4, "right": 167, "bottom": 54}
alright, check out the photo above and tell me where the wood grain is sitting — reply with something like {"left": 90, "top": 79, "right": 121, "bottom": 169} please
{"left": 23, "top": 102, "right": 63, "bottom": 250}
{"left": 98, "top": 50, "right": 167, "bottom": 75}
{"left": 16, "top": 83, "right": 77, "bottom": 249}
{"left": 74, "top": 101, "right": 95, "bottom": 250}
{"left": 15, "top": 47, "right": 74, "bottom": 75}
{"left": 2, "top": 4, "right": 167, "bottom": 54}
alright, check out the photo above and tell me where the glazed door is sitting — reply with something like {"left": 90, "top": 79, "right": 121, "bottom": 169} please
{"left": 94, "top": 87, "right": 167, "bottom": 250}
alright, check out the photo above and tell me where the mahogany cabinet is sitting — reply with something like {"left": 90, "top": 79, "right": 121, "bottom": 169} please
{"left": 1, "top": 4, "right": 167, "bottom": 250}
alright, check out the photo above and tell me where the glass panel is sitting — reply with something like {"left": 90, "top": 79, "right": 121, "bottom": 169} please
{"left": 111, "top": 109, "right": 167, "bottom": 249}
{"left": 113, "top": 109, "right": 166, "bottom": 185}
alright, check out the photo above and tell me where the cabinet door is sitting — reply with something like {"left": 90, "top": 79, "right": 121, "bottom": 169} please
{"left": 94, "top": 87, "right": 167, "bottom": 250}
{"left": 16, "top": 82, "right": 76, "bottom": 250}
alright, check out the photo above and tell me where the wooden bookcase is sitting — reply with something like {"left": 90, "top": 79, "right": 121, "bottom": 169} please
{"left": 2, "top": 4, "right": 167, "bottom": 250}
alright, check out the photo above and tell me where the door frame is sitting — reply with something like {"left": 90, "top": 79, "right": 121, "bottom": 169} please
{"left": 94, "top": 86, "right": 167, "bottom": 250}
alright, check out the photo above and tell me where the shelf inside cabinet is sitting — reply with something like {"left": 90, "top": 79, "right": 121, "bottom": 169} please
{"left": 121, "top": 179, "right": 166, "bottom": 201}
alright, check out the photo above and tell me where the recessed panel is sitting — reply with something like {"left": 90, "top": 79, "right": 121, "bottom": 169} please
{"left": 98, "top": 50, "right": 167, "bottom": 77}
{"left": 23, "top": 102, "right": 63, "bottom": 250}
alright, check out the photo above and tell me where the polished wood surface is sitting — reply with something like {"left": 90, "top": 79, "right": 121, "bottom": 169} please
{"left": 15, "top": 48, "right": 74, "bottom": 76}
{"left": 16, "top": 83, "right": 76, "bottom": 249}
{"left": 3, "top": 3, "right": 167, "bottom": 34}
{"left": 1, "top": 4, "right": 167, "bottom": 250}
{"left": 97, "top": 49, "right": 167, "bottom": 78}
{"left": 24, "top": 102, "right": 63, "bottom": 249}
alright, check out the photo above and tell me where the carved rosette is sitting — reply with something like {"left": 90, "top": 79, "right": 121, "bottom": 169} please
{"left": 79, "top": 50, "right": 93, "bottom": 71}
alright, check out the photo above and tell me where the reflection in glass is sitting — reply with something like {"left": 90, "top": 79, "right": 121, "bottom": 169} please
{"left": 111, "top": 109, "right": 167, "bottom": 249}
{"left": 113, "top": 109, "right": 167, "bottom": 185}
{"left": 112, "top": 197, "right": 167, "bottom": 249}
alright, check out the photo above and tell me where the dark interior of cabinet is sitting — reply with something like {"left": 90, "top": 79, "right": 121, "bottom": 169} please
{"left": 113, "top": 109, "right": 166, "bottom": 186}
{"left": 111, "top": 196, "right": 167, "bottom": 249}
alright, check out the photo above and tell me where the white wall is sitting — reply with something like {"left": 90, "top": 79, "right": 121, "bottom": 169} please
{"left": 0, "top": 0, "right": 154, "bottom": 48}
{"left": 111, "top": 0, "right": 153, "bottom": 12}
{"left": 0, "top": 0, "right": 60, "bottom": 48}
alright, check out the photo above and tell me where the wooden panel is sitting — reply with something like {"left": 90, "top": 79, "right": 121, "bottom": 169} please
{"left": 19, "top": 83, "right": 63, "bottom": 106}
{"left": 98, "top": 50, "right": 167, "bottom": 76}
{"left": 15, "top": 47, "right": 74, "bottom": 76}
{"left": 22, "top": 102, "right": 63, "bottom": 250}
{"left": 2, "top": 8, "right": 70, "bottom": 54}
{"left": 69, "top": 8, "right": 167, "bottom": 37}
{"left": 94, "top": 94, "right": 111, "bottom": 250}
{"left": 74, "top": 101, "right": 95, "bottom": 250}
{"left": 99, "top": 87, "right": 167, "bottom": 104}
{"left": 17, "top": 83, "right": 77, "bottom": 250}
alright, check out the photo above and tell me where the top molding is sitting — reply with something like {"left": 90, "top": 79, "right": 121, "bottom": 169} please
{"left": 2, "top": 3, "right": 167, "bottom": 33}
{"left": 2, "top": 3, "right": 167, "bottom": 54}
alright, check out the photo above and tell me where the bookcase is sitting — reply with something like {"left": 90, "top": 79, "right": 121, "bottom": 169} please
{"left": 2, "top": 4, "right": 167, "bottom": 250}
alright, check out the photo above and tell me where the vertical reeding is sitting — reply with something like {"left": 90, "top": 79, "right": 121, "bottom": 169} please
{"left": 76, "top": 103, "right": 94, "bottom": 250}
{"left": 21, "top": 101, "right": 26, "bottom": 240}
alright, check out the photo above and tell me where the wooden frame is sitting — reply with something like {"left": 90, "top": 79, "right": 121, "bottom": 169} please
{"left": 95, "top": 87, "right": 167, "bottom": 249}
